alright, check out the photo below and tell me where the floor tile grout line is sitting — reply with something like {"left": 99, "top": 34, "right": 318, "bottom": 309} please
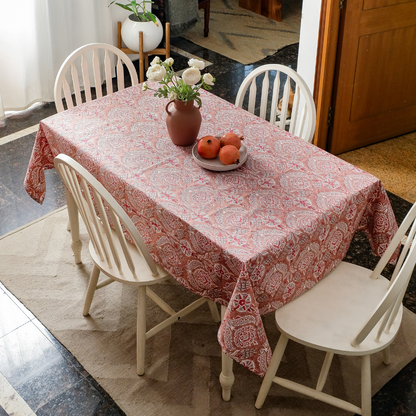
{"left": 0, "top": 124, "right": 39, "bottom": 146}
{"left": 0, "top": 319, "right": 33, "bottom": 342}
{"left": 0, "top": 371, "right": 36, "bottom": 416}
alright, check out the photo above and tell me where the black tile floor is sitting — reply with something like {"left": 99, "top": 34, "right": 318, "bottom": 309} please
{"left": 0, "top": 38, "right": 416, "bottom": 415}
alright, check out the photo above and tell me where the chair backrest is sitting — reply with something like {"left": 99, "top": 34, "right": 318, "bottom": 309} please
{"left": 235, "top": 64, "right": 317, "bottom": 143}
{"left": 54, "top": 154, "right": 159, "bottom": 279}
{"left": 54, "top": 43, "right": 139, "bottom": 113}
{"left": 352, "top": 201, "right": 416, "bottom": 347}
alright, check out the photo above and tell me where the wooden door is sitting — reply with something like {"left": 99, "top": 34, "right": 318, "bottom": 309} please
{"left": 327, "top": 0, "right": 416, "bottom": 154}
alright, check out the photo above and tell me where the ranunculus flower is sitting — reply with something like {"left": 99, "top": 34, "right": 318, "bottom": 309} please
{"left": 150, "top": 56, "right": 161, "bottom": 66}
{"left": 203, "top": 73, "right": 214, "bottom": 86}
{"left": 188, "top": 58, "right": 205, "bottom": 70}
{"left": 146, "top": 64, "right": 166, "bottom": 82}
{"left": 164, "top": 57, "right": 174, "bottom": 66}
{"left": 182, "top": 67, "right": 201, "bottom": 86}
{"left": 141, "top": 55, "right": 215, "bottom": 106}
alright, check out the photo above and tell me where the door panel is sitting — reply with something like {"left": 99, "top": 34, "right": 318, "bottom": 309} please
{"left": 351, "top": 26, "right": 416, "bottom": 121}
{"left": 328, "top": 0, "right": 416, "bottom": 154}
{"left": 363, "top": 0, "right": 413, "bottom": 9}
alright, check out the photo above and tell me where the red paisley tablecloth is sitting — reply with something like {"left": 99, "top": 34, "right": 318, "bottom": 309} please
{"left": 24, "top": 85, "right": 398, "bottom": 377}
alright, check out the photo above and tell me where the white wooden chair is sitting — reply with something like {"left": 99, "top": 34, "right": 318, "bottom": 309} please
{"left": 235, "top": 64, "right": 316, "bottom": 143}
{"left": 54, "top": 43, "right": 138, "bottom": 113}
{"left": 255, "top": 201, "right": 416, "bottom": 415}
{"left": 54, "top": 154, "right": 220, "bottom": 376}
{"left": 54, "top": 43, "right": 139, "bottom": 263}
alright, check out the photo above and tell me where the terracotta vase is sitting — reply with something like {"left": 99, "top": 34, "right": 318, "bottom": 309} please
{"left": 165, "top": 99, "right": 202, "bottom": 146}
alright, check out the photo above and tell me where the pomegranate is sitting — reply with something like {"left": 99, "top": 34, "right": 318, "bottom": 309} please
{"left": 219, "top": 145, "right": 240, "bottom": 165}
{"left": 197, "top": 135, "right": 220, "bottom": 159}
{"left": 220, "top": 132, "right": 243, "bottom": 149}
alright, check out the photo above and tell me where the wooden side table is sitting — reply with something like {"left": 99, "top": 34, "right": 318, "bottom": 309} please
{"left": 239, "top": 0, "right": 282, "bottom": 22}
{"left": 117, "top": 22, "right": 171, "bottom": 82}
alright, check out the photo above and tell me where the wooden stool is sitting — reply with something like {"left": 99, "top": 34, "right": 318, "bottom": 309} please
{"left": 117, "top": 22, "right": 171, "bottom": 82}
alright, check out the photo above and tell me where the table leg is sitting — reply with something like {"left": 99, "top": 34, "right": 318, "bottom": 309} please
{"left": 65, "top": 187, "right": 82, "bottom": 264}
{"left": 220, "top": 305, "right": 234, "bottom": 401}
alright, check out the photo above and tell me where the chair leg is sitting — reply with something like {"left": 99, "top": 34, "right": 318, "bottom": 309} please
{"left": 83, "top": 265, "right": 100, "bottom": 316}
{"left": 316, "top": 351, "right": 334, "bottom": 391}
{"left": 255, "top": 333, "right": 289, "bottom": 409}
{"left": 219, "top": 305, "right": 234, "bottom": 401}
{"left": 65, "top": 187, "right": 82, "bottom": 264}
{"left": 221, "top": 351, "right": 234, "bottom": 401}
{"left": 208, "top": 300, "right": 221, "bottom": 323}
{"left": 137, "top": 286, "right": 147, "bottom": 376}
{"left": 361, "top": 355, "right": 372, "bottom": 416}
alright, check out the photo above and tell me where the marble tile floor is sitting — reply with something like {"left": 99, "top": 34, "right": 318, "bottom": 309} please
{"left": 1, "top": 37, "right": 416, "bottom": 415}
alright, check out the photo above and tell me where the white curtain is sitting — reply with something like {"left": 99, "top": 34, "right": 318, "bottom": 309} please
{"left": 0, "top": 0, "right": 114, "bottom": 120}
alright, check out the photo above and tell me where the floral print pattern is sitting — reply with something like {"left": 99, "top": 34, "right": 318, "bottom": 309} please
{"left": 24, "top": 85, "right": 398, "bottom": 376}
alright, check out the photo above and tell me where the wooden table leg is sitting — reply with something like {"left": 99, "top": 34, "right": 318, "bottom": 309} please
{"left": 65, "top": 187, "right": 82, "bottom": 264}
{"left": 270, "top": 0, "right": 282, "bottom": 22}
{"left": 219, "top": 305, "right": 234, "bottom": 401}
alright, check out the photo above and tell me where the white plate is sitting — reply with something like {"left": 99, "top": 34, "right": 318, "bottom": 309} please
{"left": 192, "top": 142, "right": 248, "bottom": 171}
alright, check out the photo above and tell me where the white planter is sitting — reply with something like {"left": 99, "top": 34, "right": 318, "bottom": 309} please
{"left": 121, "top": 14, "right": 163, "bottom": 53}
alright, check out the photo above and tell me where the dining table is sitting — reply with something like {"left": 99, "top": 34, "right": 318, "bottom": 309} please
{"left": 24, "top": 83, "right": 399, "bottom": 399}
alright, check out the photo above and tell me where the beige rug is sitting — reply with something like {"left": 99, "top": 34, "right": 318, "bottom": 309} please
{"left": 338, "top": 131, "right": 416, "bottom": 204}
{"left": 2, "top": 207, "right": 416, "bottom": 415}
{"left": 182, "top": 0, "right": 302, "bottom": 64}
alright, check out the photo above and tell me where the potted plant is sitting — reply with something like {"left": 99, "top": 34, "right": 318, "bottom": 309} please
{"left": 109, "top": 0, "right": 163, "bottom": 53}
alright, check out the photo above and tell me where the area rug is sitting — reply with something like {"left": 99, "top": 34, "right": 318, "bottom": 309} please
{"left": 1, "top": 207, "right": 416, "bottom": 415}
{"left": 181, "top": 0, "right": 302, "bottom": 65}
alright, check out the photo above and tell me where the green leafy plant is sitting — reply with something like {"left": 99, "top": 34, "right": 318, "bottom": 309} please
{"left": 143, "top": 57, "right": 215, "bottom": 107}
{"left": 108, "top": 1, "right": 158, "bottom": 25}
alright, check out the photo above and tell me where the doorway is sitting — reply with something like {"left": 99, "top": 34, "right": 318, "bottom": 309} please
{"left": 177, "top": 0, "right": 303, "bottom": 66}
{"left": 314, "top": 0, "right": 416, "bottom": 154}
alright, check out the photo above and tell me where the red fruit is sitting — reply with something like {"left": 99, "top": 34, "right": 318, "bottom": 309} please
{"left": 219, "top": 145, "right": 240, "bottom": 165}
{"left": 220, "top": 132, "right": 243, "bottom": 149}
{"left": 197, "top": 135, "right": 221, "bottom": 159}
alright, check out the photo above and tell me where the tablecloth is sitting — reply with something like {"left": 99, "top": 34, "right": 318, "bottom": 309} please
{"left": 24, "top": 85, "right": 398, "bottom": 376}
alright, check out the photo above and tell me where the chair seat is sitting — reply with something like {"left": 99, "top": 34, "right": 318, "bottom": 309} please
{"left": 89, "top": 227, "right": 170, "bottom": 286}
{"left": 256, "top": 202, "right": 416, "bottom": 415}
{"left": 276, "top": 261, "right": 403, "bottom": 356}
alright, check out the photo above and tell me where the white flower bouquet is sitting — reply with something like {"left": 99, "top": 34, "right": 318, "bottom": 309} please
{"left": 142, "top": 57, "right": 215, "bottom": 106}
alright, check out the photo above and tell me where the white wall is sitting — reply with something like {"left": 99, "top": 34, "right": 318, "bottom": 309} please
{"left": 297, "top": 0, "right": 322, "bottom": 92}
